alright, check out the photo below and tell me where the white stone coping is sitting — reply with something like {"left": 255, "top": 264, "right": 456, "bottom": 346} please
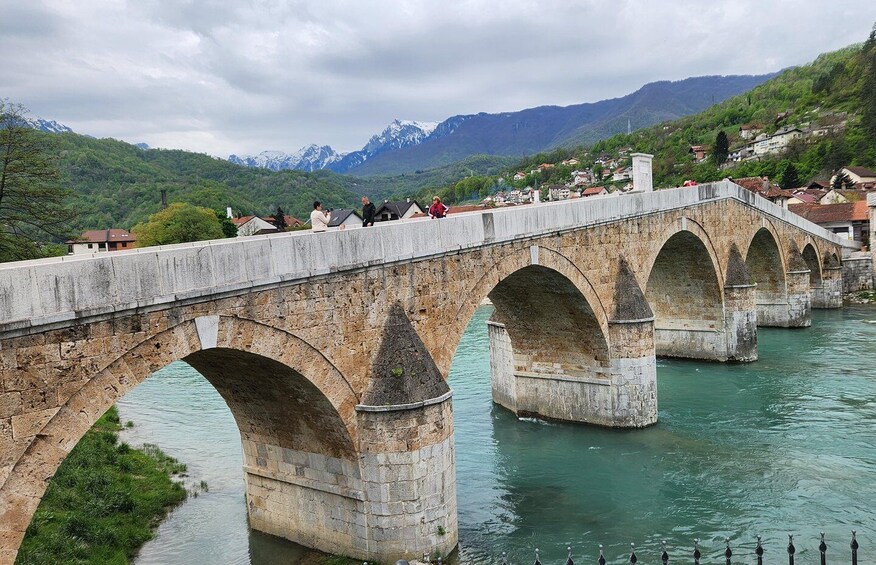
{"left": 243, "top": 464, "right": 365, "bottom": 501}
{"left": 607, "top": 316, "right": 656, "bottom": 324}
{"left": 355, "top": 390, "right": 453, "bottom": 413}
{"left": 0, "top": 181, "right": 858, "bottom": 333}
{"left": 787, "top": 269, "right": 813, "bottom": 274}
{"left": 514, "top": 371, "right": 610, "bottom": 386}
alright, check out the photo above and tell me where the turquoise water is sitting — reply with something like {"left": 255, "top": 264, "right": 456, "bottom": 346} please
{"left": 117, "top": 307, "right": 876, "bottom": 564}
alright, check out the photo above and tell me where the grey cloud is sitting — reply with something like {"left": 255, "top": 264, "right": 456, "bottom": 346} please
{"left": 1, "top": 0, "right": 874, "bottom": 157}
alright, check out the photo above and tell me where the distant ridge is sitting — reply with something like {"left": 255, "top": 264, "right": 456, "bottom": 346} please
{"left": 229, "top": 73, "right": 777, "bottom": 177}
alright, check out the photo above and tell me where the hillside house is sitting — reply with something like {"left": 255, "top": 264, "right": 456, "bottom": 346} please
{"left": 753, "top": 127, "right": 804, "bottom": 157}
{"left": 561, "top": 158, "right": 579, "bottom": 166}
{"left": 374, "top": 200, "right": 425, "bottom": 222}
{"left": 689, "top": 145, "right": 709, "bottom": 161}
{"left": 789, "top": 201, "right": 869, "bottom": 244}
{"left": 739, "top": 123, "right": 764, "bottom": 140}
{"left": 548, "top": 185, "right": 571, "bottom": 201}
{"left": 537, "top": 163, "right": 555, "bottom": 171}
{"left": 67, "top": 229, "right": 136, "bottom": 254}
{"left": 728, "top": 145, "right": 755, "bottom": 163}
{"left": 513, "top": 171, "right": 527, "bottom": 181}
{"left": 611, "top": 167, "right": 631, "bottom": 182}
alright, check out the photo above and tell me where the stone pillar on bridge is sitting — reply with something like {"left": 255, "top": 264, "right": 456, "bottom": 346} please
{"left": 783, "top": 242, "right": 813, "bottom": 327}
{"left": 352, "top": 304, "right": 457, "bottom": 562}
{"left": 631, "top": 153, "right": 654, "bottom": 193}
{"left": 723, "top": 244, "right": 758, "bottom": 362}
{"left": 489, "top": 257, "right": 658, "bottom": 428}
{"left": 241, "top": 304, "right": 458, "bottom": 563}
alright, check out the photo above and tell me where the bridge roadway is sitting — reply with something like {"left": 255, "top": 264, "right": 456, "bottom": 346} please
{"left": 0, "top": 181, "right": 858, "bottom": 563}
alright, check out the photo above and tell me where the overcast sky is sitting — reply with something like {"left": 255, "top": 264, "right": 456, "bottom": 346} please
{"left": 2, "top": 1, "right": 874, "bottom": 157}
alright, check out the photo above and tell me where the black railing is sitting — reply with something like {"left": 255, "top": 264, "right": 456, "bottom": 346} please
{"left": 450, "top": 531, "right": 861, "bottom": 565}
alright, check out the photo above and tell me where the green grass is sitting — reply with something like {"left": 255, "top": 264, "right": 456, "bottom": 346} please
{"left": 16, "top": 406, "right": 187, "bottom": 565}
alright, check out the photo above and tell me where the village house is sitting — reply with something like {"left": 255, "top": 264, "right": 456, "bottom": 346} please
{"left": 66, "top": 229, "right": 136, "bottom": 254}
{"left": 374, "top": 200, "right": 425, "bottom": 222}
{"left": 833, "top": 166, "right": 876, "bottom": 186}
{"left": 548, "top": 184, "right": 571, "bottom": 201}
{"left": 233, "top": 215, "right": 278, "bottom": 236}
{"left": 582, "top": 186, "right": 608, "bottom": 198}
{"left": 560, "top": 158, "right": 579, "bottom": 166}
{"left": 789, "top": 201, "right": 870, "bottom": 245}
{"left": 611, "top": 167, "right": 632, "bottom": 182}
{"left": 328, "top": 209, "right": 363, "bottom": 229}
{"left": 513, "top": 171, "right": 527, "bottom": 181}
{"left": 732, "top": 176, "right": 795, "bottom": 208}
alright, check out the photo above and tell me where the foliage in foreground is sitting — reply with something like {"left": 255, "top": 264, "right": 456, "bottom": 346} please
{"left": 131, "top": 202, "right": 229, "bottom": 247}
{"left": 16, "top": 406, "right": 187, "bottom": 565}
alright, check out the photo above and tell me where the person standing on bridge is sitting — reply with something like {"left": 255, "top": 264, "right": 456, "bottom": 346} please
{"left": 310, "top": 201, "right": 330, "bottom": 232}
{"left": 428, "top": 196, "right": 448, "bottom": 219}
{"left": 361, "top": 196, "right": 376, "bottom": 227}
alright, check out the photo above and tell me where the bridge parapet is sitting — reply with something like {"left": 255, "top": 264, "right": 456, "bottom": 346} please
{"left": 0, "top": 182, "right": 855, "bottom": 336}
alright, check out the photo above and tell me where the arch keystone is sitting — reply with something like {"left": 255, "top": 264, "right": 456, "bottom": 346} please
{"left": 194, "top": 315, "right": 219, "bottom": 349}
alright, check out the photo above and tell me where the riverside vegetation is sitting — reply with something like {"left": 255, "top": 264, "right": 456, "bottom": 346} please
{"left": 15, "top": 407, "right": 188, "bottom": 565}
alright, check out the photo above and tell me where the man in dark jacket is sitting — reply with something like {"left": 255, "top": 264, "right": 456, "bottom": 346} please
{"left": 361, "top": 196, "right": 376, "bottom": 227}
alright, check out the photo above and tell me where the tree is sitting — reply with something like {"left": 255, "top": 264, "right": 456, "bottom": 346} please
{"left": 861, "top": 23, "right": 876, "bottom": 144}
{"left": 132, "top": 202, "right": 225, "bottom": 247}
{"left": 777, "top": 161, "right": 800, "bottom": 189}
{"left": 273, "top": 207, "right": 286, "bottom": 231}
{"left": 215, "top": 211, "right": 238, "bottom": 238}
{"left": 0, "top": 101, "right": 74, "bottom": 261}
{"left": 713, "top": 131, "right": 729, "bottom": 166}
{"left": 832, "top": 170, "right": 852, "bottom": 191}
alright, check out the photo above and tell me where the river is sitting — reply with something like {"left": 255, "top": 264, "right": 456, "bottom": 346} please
{"left": 117, "top": 306, "right": 876, "bottom": 564}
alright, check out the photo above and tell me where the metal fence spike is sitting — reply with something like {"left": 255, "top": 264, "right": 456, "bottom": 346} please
{"left": 755, "top": 535, "right": 764, "bottom": 565}
{"left": 501, "top": 550, "right": 508, "bottom": 565}
{"left": 725, "top": 537, "right": 732, "bottom": 565}
{"left": 694, "top": 538, "right": 701, "bottom": 565}
{"left": 851, "top": 530, "right": 858, "bottom": 565}
{"left": 598, "top": 544, "right": 606, "bottom": 565}
{"left": 533, "top": 548, "right": 541, "bottom": 565}
{"left": 787, "top": 534, "right": 795, "bottom": 565}
{"left": 566, "top": 545, "right": 574, "bottom": 565}
{"left": 819, "top": 532, "right": 827, "bottom": 565}
{"left": 661, "top": 540, "right": 669, "bottom": 565}
{"left": 629, "top": 542, "right": 637, "bottom": 565}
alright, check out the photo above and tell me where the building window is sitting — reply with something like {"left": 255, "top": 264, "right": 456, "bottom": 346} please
{"left": 87, "top": 243, "right": 93, "bottom": 249}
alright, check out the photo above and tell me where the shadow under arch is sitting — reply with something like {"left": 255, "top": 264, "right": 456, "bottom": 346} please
{"left": 745, "top": 227, "right": 788, "bottom": 325}
{"left": 645, "top": 225, "right": 725, "bottom": 360}
{"left": 802, "top": 242, "right": 822, "bottom": 285}
{"left": 2, "top": 316, "right": 362, "bottom": 559}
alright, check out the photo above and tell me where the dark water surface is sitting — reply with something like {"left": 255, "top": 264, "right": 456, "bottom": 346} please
{"left": 117, "top": 307, "right": 876, "bottom": 564}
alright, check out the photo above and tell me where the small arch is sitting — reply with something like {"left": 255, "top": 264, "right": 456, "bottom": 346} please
{"left": 802, "top": 243, "right": 822, "bottom": 285}
{"left": 745, "top": 228, "right": 787, "bottom": 305}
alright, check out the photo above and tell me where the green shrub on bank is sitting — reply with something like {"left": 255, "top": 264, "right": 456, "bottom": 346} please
{"left": 16, "top": 406, "right": 187, "bottom": 565}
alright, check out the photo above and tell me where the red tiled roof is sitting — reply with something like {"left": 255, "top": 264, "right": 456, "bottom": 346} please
{"left": 67, "top": 229, "right": 135, "bottom": 244}
{"left": 582, "top": 186, "right": 606, "bottom": 196}
{"left": 789, "top": 201, "right": 869, "bottom": 223}
{"left": 790, "top": 193, "right": 817, "bottom": 203}
{"left": 845, "top": 166, "right": 876, "bottom": 178}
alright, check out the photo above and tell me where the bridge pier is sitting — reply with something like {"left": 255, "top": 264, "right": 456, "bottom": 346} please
{"left": 755, "top": 269, "right": 811, "bottom": 328}
{"left": 813, "top": 265, "right": 843, "bottom": 308}
{"left": 723, "top": 282, "right": 758, "bottom": 362}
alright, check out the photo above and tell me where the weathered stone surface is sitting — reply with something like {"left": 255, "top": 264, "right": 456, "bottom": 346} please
{"left": 0, "top": 182, "right": 853, "bottom": 564}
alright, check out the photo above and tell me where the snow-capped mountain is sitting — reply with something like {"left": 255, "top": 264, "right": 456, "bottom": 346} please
{"left": 25, "top": 118, "right": 73, "bottom": 134}
{"left": 229, "top": 144, "right": 343, "bottom": 172}
{"left": 228, "top": 119, "right": 439, "bottom": 174}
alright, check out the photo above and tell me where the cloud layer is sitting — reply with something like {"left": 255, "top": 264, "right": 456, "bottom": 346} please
{"left": 2, "top": 1, "right": 873, "bottom": 157}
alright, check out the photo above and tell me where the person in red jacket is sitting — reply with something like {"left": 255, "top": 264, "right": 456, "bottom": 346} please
{"left": 428, "top": 196, "right": 448, "bottom": 219}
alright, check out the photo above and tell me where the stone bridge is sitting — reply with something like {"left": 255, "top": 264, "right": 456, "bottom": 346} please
{"left": 0, "top": 181, "right": 856, "bottom": 563}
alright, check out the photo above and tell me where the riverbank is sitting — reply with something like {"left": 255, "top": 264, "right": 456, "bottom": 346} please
{"left": 845, "top": 289, "right": 876, "bottom": 304}
{"left": 16, "top": 406, "right": 188, "bottom": 565}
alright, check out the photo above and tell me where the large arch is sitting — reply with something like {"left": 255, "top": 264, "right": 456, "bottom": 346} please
{"left": 1, "top": 317, "right": 369, "bottom": 562}
{"left": 745, "top": 227, "right": 788, "bottom": 326}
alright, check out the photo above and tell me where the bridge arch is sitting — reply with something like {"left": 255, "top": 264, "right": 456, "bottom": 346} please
{"left": 744, "top": 227, "right": 788, "bottom": 325}
{"left": 444, "top": 244, "right": 609, "bottom": 367}
{"left": 1, "top": 317, "right": 363, "bottom": 561}
{"left": 644, "top": 220, "right": 726, "bottom": 359}
{"left": 802, "top": 243, "right": 822, "bottom": 285}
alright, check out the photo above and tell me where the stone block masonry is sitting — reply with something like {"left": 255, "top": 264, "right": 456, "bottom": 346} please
{"left": 0, "top": 182, "right": 855, "bottom": 565}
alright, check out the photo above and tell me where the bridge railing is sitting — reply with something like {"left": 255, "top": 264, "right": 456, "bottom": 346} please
{"left": 397, "top": 530, "right": 860, "bottom": 565}
{"left": 0, "top": 182, "right": 856, "bottom": 334}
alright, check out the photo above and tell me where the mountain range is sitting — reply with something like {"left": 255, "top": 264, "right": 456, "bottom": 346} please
{"left": 230, "top": 73, "right": 777, "bottom": 177}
